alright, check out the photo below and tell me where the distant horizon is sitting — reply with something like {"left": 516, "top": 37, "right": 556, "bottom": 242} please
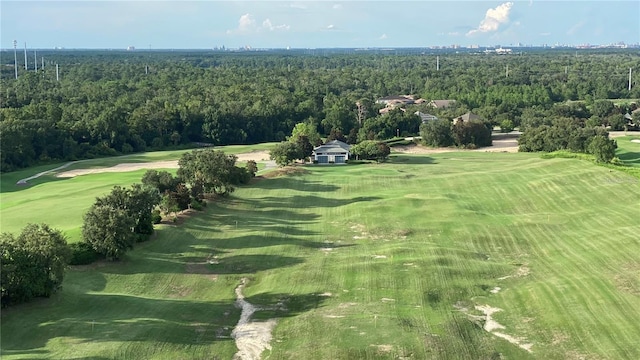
{"left": 2, "top": 1, "right": 638, "bottom": 50}
{"left": 2, "top": 43, "right": 639, "bottom": 52}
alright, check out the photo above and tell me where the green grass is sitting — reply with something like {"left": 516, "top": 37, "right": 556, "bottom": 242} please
{"left": 2, "top": 150, "right": 640, "bottom": 359}
{"left": 0, "top": 143, "right": 275, "bottom": 239}
{"left": 615, "top": 136, "right": 640, "bottom": 167}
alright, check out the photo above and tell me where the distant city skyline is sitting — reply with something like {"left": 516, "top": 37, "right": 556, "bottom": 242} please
{"left": 2, "top": 1, "right": 638, "bottom": 50}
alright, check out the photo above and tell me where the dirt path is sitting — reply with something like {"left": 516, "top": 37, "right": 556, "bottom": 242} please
{"left": 16, "top": 160, "right": 83, "bottom": 185}
{"left": 231, "top": 278, "right": 277, "bottom": 360}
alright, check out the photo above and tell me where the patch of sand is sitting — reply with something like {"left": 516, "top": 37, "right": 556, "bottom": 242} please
{"left": 232, "top": 278, "right": 277, "bottom": 360}
{"left": 392, "top": 138, "right": 519, "bottom": 155}
{"left": 33, "top": 150, "right": 274, "bottom": 180}
{"left": 631, "top": 139, "right": 640, "bottom": 143}
{"left": 474, "top": 305, "right": 533, "bottom": 353}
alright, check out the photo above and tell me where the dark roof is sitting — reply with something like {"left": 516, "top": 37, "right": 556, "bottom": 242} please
{"left": 313, "top": 140, "right": 351, "bottom": 152}
{"left": 453, "top": 112, "right": 481, "bottom": 122}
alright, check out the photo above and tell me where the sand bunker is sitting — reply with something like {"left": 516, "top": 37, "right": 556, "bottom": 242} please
{"left": 392, "top": 138, "right": 519, "bottom": 155}
{"left": 54, "top": 150, "right": 272, "bottom": 178}
{"left": 631, "top": 139, "right": 640, "bottom": 143}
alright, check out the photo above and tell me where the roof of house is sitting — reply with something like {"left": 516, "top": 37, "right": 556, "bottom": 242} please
{"left": 453, "top": 112, "right": 482, "bottom": 122}
{"left": 415, "top": 111, "right": 439, "bottom": 122}
{"left": 376, "top": 95, "right": 415, "bottom": 105}
{"left": 428, "top": 100, "right": 456, "bottom": 108}
{"left": 313, "top": 140, "right": 351, "bottom": 153}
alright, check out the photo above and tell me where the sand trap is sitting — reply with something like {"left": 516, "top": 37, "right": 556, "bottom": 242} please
{"left": 392, "top": 139, "right": 519, "bottom": 155}
{"left": 631, "top": 139, "right": 640, "bottom": 143}
{"left": 54, "top": 150, "right": 273, "bottom": 179}
{"left": 231, "top": 278, "right": 277, "bottom": 360}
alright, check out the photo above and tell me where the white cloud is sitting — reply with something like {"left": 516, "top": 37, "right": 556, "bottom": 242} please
{"left": 228, "top": 13, "right": 289, "bottom": 34}
{"left": 333, "top": 4, "right": 343, "bottom": 10}
{"left": 379, "top": 33, "right": 388, "bottom": 40}
{"left": 467, "top": 2, "right": 514, "bottom": 36}
{"left": 263, "top": 19, "right": 290, "bottom": 31}
{"left": 238, "top": 13, "right": 256, "bottom": 32}
{"left": 327, "top": 24, "right": 335, "bottom": 30}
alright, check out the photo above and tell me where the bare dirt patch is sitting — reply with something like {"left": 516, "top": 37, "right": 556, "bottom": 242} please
{"left": 472, "top": 304, "right": 533, "bottom": 353}
{"left": 232, "top": 278, "right": 277, "bottom": 360}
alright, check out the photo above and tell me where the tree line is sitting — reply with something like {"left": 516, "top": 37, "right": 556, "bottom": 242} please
{"left": 2, "top": 50, "right": 638, "bottom": 171}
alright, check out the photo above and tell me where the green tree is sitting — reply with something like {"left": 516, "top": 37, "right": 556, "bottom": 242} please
{"left": 1, "top": 224, "right": 70, "bottom": 307}
{"left": 142, "top": 169, "right": 181, "bottom": 193}
{"left": 95, "top": 184, "right": 161, "bottom": 238}
{"left": 350, "top": 140, "right": 390, "bottom": 162}
{"left": 270, "top": 141, "right": 301, "bottom": 167}
{"left": 294, "top": 135, "right": 314, "bottom": 162}
{"left": 452, "top": 121, "right": 492, "bottom": 148}
{"left": 177, "top": 149, "right": 239, "bottom": 196}
{"left": 82, "top": 205, "right": 136, "bottom": 260}
{"left": 246, "top": 160, "right": 258, "bottom": 177}
{"left": 290, "top": 122, "right": 322, "bottom": 146}
{"left": 420, "top": 119, "right": 454, "bottom": 147}
{"left": 591, "top": 99, "right": 615, "bottom": 118}
{"left": 588, "top": 135, "right": 616, "bottom": 163}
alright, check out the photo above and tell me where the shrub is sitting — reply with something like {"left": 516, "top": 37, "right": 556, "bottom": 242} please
{"left": 499, "top": 119, "right": 515, "bottom": 133}
{"left": 190, "top": 200, "right": 204, "bottom": 211}
{"left": 151, "top": 209, "right": 162, "bottom": 224}
{"left": 68, "top": 242, "right": 102, "bottom": 265}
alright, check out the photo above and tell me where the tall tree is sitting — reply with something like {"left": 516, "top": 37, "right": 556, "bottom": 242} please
{"left": 1, "top": 224, "right": 70, "bottom": 306}
{"left": 177, "top": 149, "right": 239, "bottom": 195}
{"left": 82, "top": 205, "right": 136, "bottom": 260}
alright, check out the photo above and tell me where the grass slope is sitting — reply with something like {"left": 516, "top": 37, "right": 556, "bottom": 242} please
{"left": 2, "top": 151, "right": 640, "bottom": 359}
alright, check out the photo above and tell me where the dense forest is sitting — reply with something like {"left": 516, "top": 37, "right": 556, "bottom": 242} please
{"left": 1, "top": 49, "right": 639, "bottom": 171}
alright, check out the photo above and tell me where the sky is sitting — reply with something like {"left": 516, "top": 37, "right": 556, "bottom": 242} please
{"left": 1, "top": 1, "right": 639, "bottom": 49}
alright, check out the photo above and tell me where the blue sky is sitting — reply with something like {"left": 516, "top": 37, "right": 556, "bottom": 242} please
{"left": 1, "top": 1, "right": 638, "bottom": 49}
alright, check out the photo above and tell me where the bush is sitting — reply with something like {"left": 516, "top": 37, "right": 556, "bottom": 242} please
{"left": 499, "top": 119, "right": 515, "bottom": 133}
{"left": 68, "top": 242, "right": 102, "bottom": 265}
{"left": 190, "top": 200, "right": 204, "bottom": 211}
{"left": 151, "top": 209, "right": 162, "bottom": 224}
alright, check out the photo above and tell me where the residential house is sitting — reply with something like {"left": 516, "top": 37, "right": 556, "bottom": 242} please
{"left": 427, "top": 99, "right": 456, "bottom": 109}
{"left": 452, "top": 112, "right": 481, "bottom": 125}
{"left": 313, "top": 140, "right": 351, "bottom": 164}
{"left": 376, "top": 95, "right": 415, "bottom": 106}
{"left": 414, "top": 111, "right": 439, "bottom": 123}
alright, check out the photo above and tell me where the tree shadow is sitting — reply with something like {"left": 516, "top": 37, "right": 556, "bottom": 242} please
{"left": 1, "top": 281, "right": 328, "bottom": 354}
{"left": 617, "top": 151, "right": 640, "bottom": 165}
{"left": 1, "top": 290, "right": 238, "bottom": 352}
{"left": 250, "top": 177, "right": 341, "bottom": 192}
{"left": 254, "top": 195, "right": 381, "bottom": 209}
{"left": 207, "top": 234, "right": 356, "bottom": 251}
{"left": 389, "top": 154, "right": 436, "bottom": 165}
